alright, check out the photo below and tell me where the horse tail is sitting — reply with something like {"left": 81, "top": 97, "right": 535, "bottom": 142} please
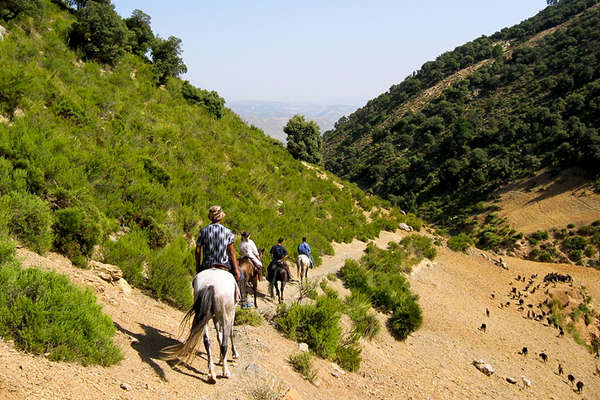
{"left": 162, "top": 285, "right": 215, "bottom": 362}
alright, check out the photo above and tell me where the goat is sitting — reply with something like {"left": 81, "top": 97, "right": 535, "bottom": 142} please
{"left": 520, "top": 375, "right": 531, "bottom": 389}
{"left": 576, "top": 380, "right": 584, "bottom": 393}
{"left": 478, "top": 323, "right": 487, "bottom": 333}
{"left": 521, "top": 347, "right": 528, "bottom": 356}
{"left": 558, "top": 363, "right": 563, "bottom": 375}
{"left": 559, "top": 327, "right": 564, "bottom": 337}
{"left": 485, "top": 308, "right": 490, "bottom": 317}
{"left": 567, "top": 374, "right": 575, "bottom": 385}
{"left": 539, "top": 352, "right": 548, "bottom": 363}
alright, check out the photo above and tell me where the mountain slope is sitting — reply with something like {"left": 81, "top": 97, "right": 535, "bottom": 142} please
{"left": 323, "top": 0, "right": 600, "bottom": 229}
{"left": 0, "top": 0, "right": 406, "bottom": 308}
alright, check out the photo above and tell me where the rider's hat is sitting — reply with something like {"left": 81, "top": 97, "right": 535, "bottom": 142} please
{"left": 241, "top": 230, "right": 250, "bottom": 238}
{"left": 208, "top": 205, "right": 225, "bottom": 222}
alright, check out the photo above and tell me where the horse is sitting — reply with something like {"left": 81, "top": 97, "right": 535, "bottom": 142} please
{"left": 162, "top": 268, "right": 240, "bottom": 383}
{"left": 296, "top": 254, "right": 310, "bottom": 283}
{"left": 269, "top": 260, "right": 289, "bottom": 303}
{"left": 239, "top": 248, "right": 264, "bottom": 308}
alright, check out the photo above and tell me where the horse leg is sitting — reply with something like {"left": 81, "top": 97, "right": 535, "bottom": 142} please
{"left": 220, "top": 316, "right": 231, "bottom": 378}
{"left": 279, "top": 280, "right": 285, "bottom": 303}
{"left": 304, "top": 264, "right": 308, "bottom": 281}
{"left": 203, "top": 326, "right": 216, "bottom": 382}
{"left": 228, "top": 310, "right": 239, "bottom": 360}
{"left": 252, "top": 276, "right": 258, "bottom": 308}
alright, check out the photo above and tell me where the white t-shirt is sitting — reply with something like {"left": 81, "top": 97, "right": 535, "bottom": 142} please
{"left": 240, "top": 239, "right": 262, "bottom": 266}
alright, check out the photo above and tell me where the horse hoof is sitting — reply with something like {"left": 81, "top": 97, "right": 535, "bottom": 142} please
{"left": 223, "top": 369, "right": 231, "bottom": 378}
{"left": 208, "top": 375, "right": 216, "bottom": 384}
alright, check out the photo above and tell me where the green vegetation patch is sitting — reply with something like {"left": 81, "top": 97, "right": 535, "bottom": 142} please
{"left": 288, "top": 352, "right": 318, "bottom": 383}
{"left": 340, "top": 237, "right": 429, "bottom": 340}
{"left": 0, "top": 240, "right": 121, "bottom": 366}
{"left": 235, "top": 307, "right": 263, "bottom": 326}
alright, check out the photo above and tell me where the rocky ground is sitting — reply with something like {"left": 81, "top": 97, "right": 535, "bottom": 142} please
{"left": 1, "top": 229, "right": 599, "bottom": 399}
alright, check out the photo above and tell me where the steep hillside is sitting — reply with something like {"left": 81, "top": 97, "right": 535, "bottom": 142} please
{"left": 0, "top": 0, "right": 408, "bottom": 309}
{"left": 323, "top": 0, "right": 600, "bottom": 231}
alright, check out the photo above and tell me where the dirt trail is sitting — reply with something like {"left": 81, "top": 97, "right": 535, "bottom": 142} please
{"left": 2, "top": 229, "right": 600, "bottom": 400}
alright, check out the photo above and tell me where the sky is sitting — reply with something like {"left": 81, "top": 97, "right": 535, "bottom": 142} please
{"left": 112, "top": 1, "right": 546, "bottom": 106}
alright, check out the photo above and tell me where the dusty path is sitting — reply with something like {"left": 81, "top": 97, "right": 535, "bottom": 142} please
{"left": 2, "top": 230, "right": 600, "bottom": 400}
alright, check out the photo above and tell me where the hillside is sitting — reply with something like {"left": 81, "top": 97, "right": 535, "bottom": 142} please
{"left": 2, "top": 228, "right": 599, "bottom": 399}
{"left": 0, "top": 0, "right": 408, "bottom": 309}
{"left": 323, "top": 0, "right": 600, "bottom": 233}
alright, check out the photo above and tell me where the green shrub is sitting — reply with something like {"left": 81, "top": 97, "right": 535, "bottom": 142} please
{"left": 447, "top": 233, "right": 473, "bottom": 252}
{"left": 235, "top": 307, "right": 262, "bottom": 326}
{"left": 0, "top": 262, "right": 122, "bottom": 366}
{"left": 288, "top": 352, "right": 317, "bottom": 382}
{"left": 577, "top": 225, "right": 596, "bottom": 237}
{"left": 53, "top": 207, "right": 102, "bottom": 264}
{"left": 567, "top": 223, "right": 576, "bottom": 229}
{"left": 103, "top": 229, "right": 150, "bottom": 286}
{"left": 564, "top": 235, "right": 588, "bottom": 251}
{"left": 146, "top": 237, "right": 194, "bottom": 309}
{"left": 327, "top": 272, "right": 337, "bottom": 281}
{"left": 527, "top": 230, "right": 549, "bottom": 245}
{"left": 273, "top": 295, "right": 344, "bottom": 360}
{"left": 584, "top": 246, "right": 595, "bottom": 258}
{"left": 400, "top": 234, "right": 437, "bottom": 260}
{"left": 334, "top": 335, "right": 362, "bottom": 372}
{"left": 181, "top": 81, "right": 225, "bottom": 119}
{"left": 388, "top": 295, "right": 423, "bottom": 340}
{"left": 0, "top": 192, "right": 53, "bottom": 253}
{"left": 478, "top": 231, "right": 501, "bottom": 250}
{"left": 346, "top": 293, "right": 380, "bottom": 340}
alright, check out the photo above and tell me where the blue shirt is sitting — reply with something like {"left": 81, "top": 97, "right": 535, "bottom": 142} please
{"left": 196, "top": 223, "right": 234, "bottom": 269}
{"left": 298, "top": 242, "right": 311, "bottom": 255}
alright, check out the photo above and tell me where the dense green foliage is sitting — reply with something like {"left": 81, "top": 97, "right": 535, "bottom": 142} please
{"left": 284, "top": 115, "right": 323, "bottom": 164}
{"left": 234, "top": 307, "right": 263, "bottom": 326}
{"left": 0, "top": 0, "right": 44, "bottom": 21}
{"left": 69, "top": 2, "right": 129, "bottom": 65}
{"left": 181, "top": 81, "right": 225, "bottom": 119}
{"left": 124, "top": 9, "right": 153, "bottom": 58}
{"left": 324, "top": 0, "right": 600, "bottom": 230}
{"left": 0, "top": 1, "right": 402, "bottom": 309}
{"left": 447, "top": 232, "right": 473, "bottom": 252}
{"left": 340, "top": 237, "right": 431, "bottom": 339}
{"left": 0, "top": 237, "right": 121, "bottom": 365}
{"left": 273, "top": 290, "right": 362, "bottom": 372}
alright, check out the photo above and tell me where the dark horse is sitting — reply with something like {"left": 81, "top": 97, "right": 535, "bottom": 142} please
{"left": 269, "top": 260, "right": 289, "bottom": 303}
{"left": 238, "top": 248, "right": 264, "bottom": 308}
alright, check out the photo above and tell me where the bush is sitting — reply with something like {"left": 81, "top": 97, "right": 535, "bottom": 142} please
{"left": 181, "top": 81, "right": 225, "bottom": 119}
{"left": 69, "top": 2, "right": 129, "bottom": 65}
{"left": 346, "top": 292, "right": 380, "bottom": 340}
{"left": 288, "top": 352, "right": 317, "bottom": 382}
{"left": 478, "top": 231, "right": 501, "bottom": 250}
{"left": 400, "top": 234, "right": 437, "bottom": 260}
{"left": 334, "top": 335, "right": 362, "bottom": 372}
{"left": 53, "top": 207, "right": 102, "bottom": 265}
{"left": 0, "top": 261, "right": 122, "bottom": 366}
{"left": 388, "top": 295, "right": 423, "bottom": 340}
{"left": 103, "top": 229, "right": 150, "bottom": 286}
{"left": 0, "top": 0, "right": 43, "bottom": 21}
{"left": 448, "top": 233, "right": 473, "bottom": 252}
{"left": 235, "top": 307, "right": 262, "bottom": 326}
{"left": 0, "top": 192, "right": 53, "bottom": 253}
{"left": 564, "top": 235, "right": 588, "bottom": 251}
{"left": 273, "top": 295, "right": 344, "bottom": 360}
{"left": 327, "top": 272, "right": 337, "bottom": 281}
{"left": 146, "top": 237, "right": 194, "bottom": 309}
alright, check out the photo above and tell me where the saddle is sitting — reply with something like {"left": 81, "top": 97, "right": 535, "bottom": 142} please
{"left": 211, "top": 263, "right": 231, "bottom": 272}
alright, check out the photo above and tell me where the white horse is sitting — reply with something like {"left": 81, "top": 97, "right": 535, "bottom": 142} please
{"left": 162, "top": 268, "right": 240, "bottom": 382}
{"left": 296, "top": 254, "right": 310, "bottom": 283}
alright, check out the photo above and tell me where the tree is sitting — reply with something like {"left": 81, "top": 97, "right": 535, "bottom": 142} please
{"left": 284, "top": 115, "right": 322, "bottom": 164}
{"left": 69, "top": 2, "right": 129, "bottom": 65}
{"left": 547, "top": 0, "right": 559, "bottom": 5}
{"left": 0, "top": 0, "right": 43, "bottom": 21}
{"left": 125, "top": 9, "right": 153, "bottom": 58}
{"left": 150, "top": 35, "right": 187, "bottom": 85}
{"left": 59, "top": 0, "right": 110, "bottom": 11}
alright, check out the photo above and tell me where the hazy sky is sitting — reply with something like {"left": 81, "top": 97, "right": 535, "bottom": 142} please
{"left": 112, "top": 1, "right": 546, "bottom": 106}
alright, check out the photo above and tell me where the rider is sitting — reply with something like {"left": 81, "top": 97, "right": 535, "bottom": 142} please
{"left": 195, "top": 205, "right": 245, "bottom": 304}
{"left": 297, "top": 237, "right": 314, "bottom": 268}
{"left": 239, "top": 231, "right": 263, "bottom": 273}
{"left": 268, "top": 237, "right": 290, "bottom": 283}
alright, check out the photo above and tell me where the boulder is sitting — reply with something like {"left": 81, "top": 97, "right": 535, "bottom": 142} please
{"left": 90, "top": 260, "right": 123, "bottom": 282}
{"left": 298, "top": 343, "right": 309, "bottom": 352}
{"left": 398, "top": 223, "right": 413, "bottom": 232}
{"left": 118, "top": 278, "right": 132, "bottom": 295}
{"left": 472, "top": 360, "right": 494, "bottom": 376}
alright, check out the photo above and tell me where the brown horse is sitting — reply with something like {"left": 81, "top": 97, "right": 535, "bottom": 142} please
{"left": 239, "top": 248, "right": 264, "bottom": 308}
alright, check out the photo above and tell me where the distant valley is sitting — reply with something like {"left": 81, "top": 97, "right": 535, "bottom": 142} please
{"left": 229, "top": 100, "right": 358, "bottom": 142}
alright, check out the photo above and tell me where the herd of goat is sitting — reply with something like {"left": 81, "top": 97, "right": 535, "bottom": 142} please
{"left": 479, "top": 271, "right": 588, "bottom": 394}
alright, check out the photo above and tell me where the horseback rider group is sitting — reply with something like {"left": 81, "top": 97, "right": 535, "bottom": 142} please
{"left": 195, "top": 205, "right": 313, "bottom": 308}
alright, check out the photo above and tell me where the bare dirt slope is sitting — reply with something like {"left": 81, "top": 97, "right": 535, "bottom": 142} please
{"left": 1, "top": 230, "right": 600, "bottom": 400}
{"left": 495, "top": 169, "right": 600, "bottom": 234}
